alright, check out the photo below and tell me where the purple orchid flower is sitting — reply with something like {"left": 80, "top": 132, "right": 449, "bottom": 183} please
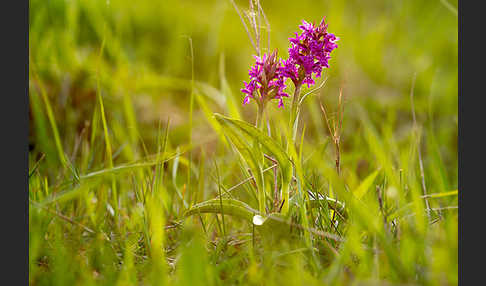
{"left": 282, "top": 18, "right": 339, "bottom": 88}
{"left": 241, "top": 50, "right": 289, "bottom": 108}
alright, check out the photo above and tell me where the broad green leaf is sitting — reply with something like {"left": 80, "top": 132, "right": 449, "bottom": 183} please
{"left": 214, "top": 114, "right": 293, "bottom": 214}
{"left": 184, "top": 199, "right": 258, "bottom": 221}
{"left": 213, "top": 114, "right": 265, "bottom": 213}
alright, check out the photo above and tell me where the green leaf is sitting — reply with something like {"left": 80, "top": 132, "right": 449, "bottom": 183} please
{"left": 213, "top": 114, "right": 265, "bottom": 213}
{"left": 183, "top": 199, "right": 258, "bottom": 221}
{"left": 354, "top": 169, "right": 380, "bottom": 199}
{"left": 214, "top": 113, "right": 293, "bottom": 214}
{"left": 422, "top": 190, "right": 458, "bottom": 199}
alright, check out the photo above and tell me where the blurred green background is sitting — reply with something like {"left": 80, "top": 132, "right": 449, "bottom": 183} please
{"left": 29, "top": 0, "right": 457, "bottom": 167}
{"left": 29, "top": 0, "right": 458, "bottom": 285}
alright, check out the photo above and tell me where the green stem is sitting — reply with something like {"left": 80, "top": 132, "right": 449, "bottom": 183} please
{"left": 255, "top": 102, "right": 265, "bottom": 130}
{"left": 282, "top": 83, "right": 302, "bottom": 215}
{"left": 255, "top": 102, "right": 265, "bottom": 214}
{"left": 290, "top": 83, "right": 302, "bottom": 144}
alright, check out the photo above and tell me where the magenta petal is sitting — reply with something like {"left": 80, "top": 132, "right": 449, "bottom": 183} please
{"left": 243, "top": 95, "right": 251, "bottom": 105}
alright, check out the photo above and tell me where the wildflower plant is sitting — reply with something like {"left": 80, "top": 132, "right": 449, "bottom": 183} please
{"left": 189, "top": 12, "right": 341, "bottom": 239}
{"left": 229, "top": 17, "right": 338, "bottom": 217}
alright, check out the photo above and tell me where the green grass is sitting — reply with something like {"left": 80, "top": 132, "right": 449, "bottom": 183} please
{"left": 29, "top": 0, "right": 457, "bottom": 285}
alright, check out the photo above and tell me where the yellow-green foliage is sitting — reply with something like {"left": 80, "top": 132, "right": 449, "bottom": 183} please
{"left": 29, "top": 0, "right": 457, "bottom": 285}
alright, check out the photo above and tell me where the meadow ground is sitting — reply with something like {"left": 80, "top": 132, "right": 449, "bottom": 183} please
{"left": 29, "top": 0, "right": 458, "bottom": 285}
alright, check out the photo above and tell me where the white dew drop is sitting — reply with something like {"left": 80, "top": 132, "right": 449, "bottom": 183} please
{"left": 252, "top": 215, "right": 265, "bottom": 226}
